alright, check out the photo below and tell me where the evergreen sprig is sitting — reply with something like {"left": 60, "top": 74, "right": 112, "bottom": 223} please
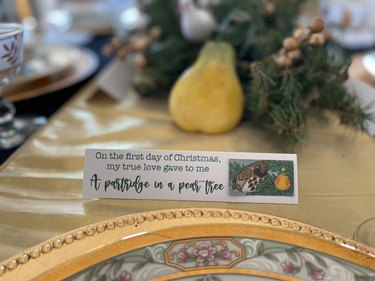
{"left": 245, "top": 44, "right": 374, "bottom": 144}
{"left": 131, "top": 0, "right": 374, "bottom": 145}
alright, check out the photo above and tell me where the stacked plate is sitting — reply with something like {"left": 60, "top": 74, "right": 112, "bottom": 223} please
{"left": 3, "top": 44, "right": 99, "bottom": 102}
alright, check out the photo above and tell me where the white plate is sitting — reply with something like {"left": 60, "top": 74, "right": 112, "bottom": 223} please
{"left": 12, "top": 44, "right": 81, "bottom": 86}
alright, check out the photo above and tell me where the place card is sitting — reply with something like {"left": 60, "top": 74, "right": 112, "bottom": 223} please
{"left": 96, "top": 57, "right": 136, "bottom": 101}
{"left": 83, "top": 149, "right": 298, "bottom": 204}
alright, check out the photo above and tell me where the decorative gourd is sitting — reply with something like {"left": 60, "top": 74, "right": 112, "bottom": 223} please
{"left": 169, "top": 41, "right": 244, "bottom": 134}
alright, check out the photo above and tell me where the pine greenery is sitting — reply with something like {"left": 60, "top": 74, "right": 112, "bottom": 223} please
{"left": 132, "top": 0, "right": 374, "bottom": 145}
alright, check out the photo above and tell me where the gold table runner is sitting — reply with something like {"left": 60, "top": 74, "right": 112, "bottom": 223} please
{"left": 0, "top": 73, "right": 374, "bottom": 263}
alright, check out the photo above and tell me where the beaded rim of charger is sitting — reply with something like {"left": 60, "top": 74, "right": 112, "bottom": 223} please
{"left": 0, "top": 208, "right": 374, "bottom": 277}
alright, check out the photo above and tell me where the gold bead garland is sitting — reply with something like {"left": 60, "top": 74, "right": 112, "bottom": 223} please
{"left": 274, "top": 18, "right": 327, "bottom": 68}
{"left": 102, "top": 26, "right": 162, "bottom": 68}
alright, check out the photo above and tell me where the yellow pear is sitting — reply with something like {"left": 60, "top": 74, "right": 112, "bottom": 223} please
{"left": 169, "top": 41, "right": 244, "bottom": 133}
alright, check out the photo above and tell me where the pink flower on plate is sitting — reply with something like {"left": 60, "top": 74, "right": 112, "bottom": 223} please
{"left": 281, "top": 261, "right": 296, "bottom": 274}
{"left": 192, "top": 242, "right": 217, "bottom": 264}
{"left": 309, "top": 268, "right": 325, "bottom": 280}
{"left": 177, "top": 248, "right": 190, "bottom": 263}
{"left": 119, "top": 271, "right": 132, "bottom": 281}
{"left": 219, "top": 247, "right": 232, "bottom": 260}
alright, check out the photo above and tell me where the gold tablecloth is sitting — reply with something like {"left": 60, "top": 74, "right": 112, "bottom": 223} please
{"left": 0, "top": 71, "right": 374, "bottom": 263}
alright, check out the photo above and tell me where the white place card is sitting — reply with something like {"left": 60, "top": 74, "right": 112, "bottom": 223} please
{"left": 83, "top": 149, "right": 298, "bottom": 204}
{"left": 96, "top": 57, "right": 136, "bottom": 101}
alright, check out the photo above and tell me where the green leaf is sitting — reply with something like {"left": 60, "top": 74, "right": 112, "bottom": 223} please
{"left": 285, "top": 249, "right": 298, "bottom": 262}
{"left": 132, "top": 262, "right": 147, "bottom": 272}
{"left": 257, "top": 243, "right": 265, "bottom": 255}
{"left": 83, "top": 270, "right": 95, "bottom": 281}
{"left": 354, "top": 274, "right": 375, "bottom": 281}
{"left": 305, "top": 261, "right": 314, "bottom": 272}
{"left": 264, "top": 253, "right": 279, "bottom": 262}
{"left": 96, "top": 275, "right": 107, "bottom": 281}
{"left": 113, "top": 260, "right": 123, "bottom": 273}
{"left": 144, "top": 250, "right": 154, "bottom": 262}
{"left": 121, "top": 255, "right": 149, "bottom": 263}
{"left": 313, "top": 254, "right": 328, "bottom": 268}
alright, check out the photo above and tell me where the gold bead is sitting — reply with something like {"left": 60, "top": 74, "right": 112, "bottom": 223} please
{"left": 64, "top": 235, "right": 74, "bottom": 244}
{"left": 85, "top": 228, "right": 95, "bottom": 236}
{"left": 116, "top": 219, "right": 126, "bottom": 227}
{"left": 309, "top": 18, "right": 325, "bottom": 33}
{"left": 134, "top": 54, "right": 147, "bottom": 68}
{"left": 309, "top": 33, "right": 325, "bottom": 47}
{"left": 149, "top": 26, "right": 162, "bottom": 40}
{"left": 130, "top": 36, "right": 149, "bottom": 52}
{"left": 265, "top": 2, "right": 275, "bottom": 14}
{"left": 117, "top": 47, "right": 128, "bottom": 60}
{"left": 165, "top": 212, "right": 174, "bottom": 219}
{"left": 6, "top": 260, "right": 17, "bottom": 270}
{"left": 283, "top": 37, "right": 299, "bottom": 51}
{"left": 30, "top": 249, "right": 41, "bottom": 258}
{"left": 276, "top": 55, "right": 293, "bottom": 68}
{"left": 193, "top": 210, "right": 202, "bottom": 217}
{"left": 101, "top": 45, "right": 114, "bottom": 57}
{"left": 136, "top": 216, "right": 145, "bottom": 224}
{"left": 323, "top": 29, "right": 333, "bottom": 42}
{"left": 111, "top": 37, "right": 123, "bottom": 49}
{"left": 293, "top": 27, "right": 306, "bottom": 40}
{"left": 251, "top": 214, "right": 260, "bottom": 222}
{"left": 17, "top": 254, "right": 29, "bottom": 264}
{"left": 0, "top": 265, "right": 5, "bottom": 276}
{"left": 287, "top": 49, "right": 302, "bottom": 61}
{"left": 184, "top": 210, "right": 193, "bottom": 217}
{"left": 146, "top": 214, "right": 155, "bottom": 221}
{"left": 107, "top": 221, "right": 115, "bottom": 230}
{"left": 53, "top": 239, "right": 63, "bottom": 248}
{"left": 127, "top": 217, "right": 136, "bottom": 225}
{"left": 261, "top": 216, "right": 270, "bottom": 224}
{"left": 41, "top": 244, "right": 52, "bottom": 253}
{"left": 156, "top": 212, "right": 165, "bottom": 220}
{"left": 75, "top": 231, "right": 85, "bottom": 240}
{"left": 232, "top": 212, "right": 240, "bottom": 219}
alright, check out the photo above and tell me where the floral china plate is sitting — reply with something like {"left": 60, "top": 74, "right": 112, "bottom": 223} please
{"left": 0, "top": 208, "right": 374, "bottom": 281}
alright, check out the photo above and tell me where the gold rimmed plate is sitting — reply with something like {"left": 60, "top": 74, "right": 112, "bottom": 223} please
{"left": 12, "top": 44, "right": 81, "bottom": 87}
{"left": 0, "top": 208, "right": 374, "bottom": 281}
{"left": 3, "top": 47, "right": 98, "bottom": 102}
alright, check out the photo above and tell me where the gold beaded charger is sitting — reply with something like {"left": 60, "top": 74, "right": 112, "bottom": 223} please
{"left": 0, "top": 208, "right": 374, "bottom": 281}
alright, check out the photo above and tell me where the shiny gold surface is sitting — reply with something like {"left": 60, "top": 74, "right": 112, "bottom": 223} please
{"left": 0, "top": 67, "right": 374, "bottom": 274}
{"left": 0, "top": 209, "right": 374, "bottom": 280}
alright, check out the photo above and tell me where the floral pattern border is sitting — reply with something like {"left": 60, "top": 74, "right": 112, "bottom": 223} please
{"left": 66, "top": 237, "right": 375, "bottom": 281}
